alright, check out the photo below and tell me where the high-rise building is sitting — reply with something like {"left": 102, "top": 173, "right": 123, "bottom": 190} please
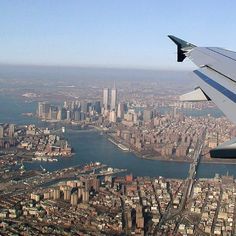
{"left": 53, "top": 188, "right": 60, "bottom": 200}
{"left": 80, "top": 112, "right": 86, "bottom": 121}
{"left": 37, "top": 102, "right": 43, "bottom": 117}
{"left": 8, "top": 124, "right": 15, "bottom": 138}
{"left": 117, "top": 102, "right": 125, "bottom": 119}
{"left": 109, "top": 110, "right": 117, "bottom": 123}
{"left": 82, "top": 190, "right": 89, "bottom": 203}
{"left": 143, "top": 109, "right": 153, "bottom": 122}
{"left": 0, "top": 126, "right": 3, "bottom": 139}
{"left": 49, "top": 106, "right": 58, "bottom": 120}
{"left": 74, "top": 110, "right": 80, "bottom": 121}
{"left": 57, "top": 107, "right": 62, "bottom": 121}
{"left": 103, "top": 88, "right": 109, "bottom": 110}
{"left": 81, "top": 176, "right": 100, "bottom": 192}
{"left": 78, "top": 187, "right": 83, "bottom": 200}
{"left": 94, "top": 101, "right": 101, "bottom": 114}
{"left": 63, "top": 187, "right": 71, "bottom": 201}
{"left": 80, "top": 101, "right": 88, "bottom": 113}
{"left": 66, "top": 110, "right": 71, "bottom": 120}
{"left": 70, "top": 192, "right": 78, "bottom": 206}
{"left": 38, "top": 102, "right": 50, "bottom": 119}
{"left": 61, "top": 108, "right": 67, "bottom": 120}
{"left": 111, "top": 87, "right": 117, "bottom": 111}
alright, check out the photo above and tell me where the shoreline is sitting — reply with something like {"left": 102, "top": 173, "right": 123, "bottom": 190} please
{"left": 105, "top": 134, "right": 236, "bottom": 166}
{"left": 34, "top": 123, "right": 236, "bottom": 166}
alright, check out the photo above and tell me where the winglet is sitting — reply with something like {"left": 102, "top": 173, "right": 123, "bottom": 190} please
{"left": 168, "top": 35, "right": 196, "bottom": 62}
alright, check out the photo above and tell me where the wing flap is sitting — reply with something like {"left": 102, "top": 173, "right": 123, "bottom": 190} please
{"left": 169, "top": 35, "right": 236, "bottom": 158}
{"left": 193, "top": 67, "right": 236, "bottom": 124}
{"left": 188, "top": 47, "right": 236, "bottom": 83}
{"left": 180, "top": 88, "right": 210, "bottom": 102}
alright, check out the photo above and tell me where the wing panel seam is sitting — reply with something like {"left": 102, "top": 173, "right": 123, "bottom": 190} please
{"left": 194, "top": 70, "right": 236, "bottom": 103}
{"left": 206, "top": 47, "right": 236, "bottom": 62}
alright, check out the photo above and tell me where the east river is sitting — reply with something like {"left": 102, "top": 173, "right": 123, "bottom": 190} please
{"left": 0, "top": 94, "right": 236, "bottom": 179}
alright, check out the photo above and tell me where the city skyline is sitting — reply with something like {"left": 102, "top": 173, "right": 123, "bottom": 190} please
{"left": 1, "top": 68, "right": 236, "bottom": 234}
{"left": 1, "top": 1, "right": 236, "bottom": 235}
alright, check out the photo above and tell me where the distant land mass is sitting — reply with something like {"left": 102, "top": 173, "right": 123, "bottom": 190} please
{"left": 0, "top": 64, "right": 194, "bottom": 88}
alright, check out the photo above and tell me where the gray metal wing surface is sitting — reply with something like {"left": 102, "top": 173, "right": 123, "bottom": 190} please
{"left": 169, "top": 36, "right": 236, "bottom": 158}
{"left": 169, "top": 35, "right": 236, "bottom": 125}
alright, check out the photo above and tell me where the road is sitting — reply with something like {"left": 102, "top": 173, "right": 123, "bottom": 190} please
{"left": 154, "top": 129, "right": 206, "bottom": 234}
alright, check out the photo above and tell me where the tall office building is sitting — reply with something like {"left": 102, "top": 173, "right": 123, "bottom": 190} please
{"left": 37, "top": 102, "right": 43, "bottom": 117}
{"left": 111, "top": 87, "right": 117, "bottom": 111}
{"left": 117, "top": 102, "right": 125, "bottom": 119}
{"left": 103, "top": 88, "right": 109, "bottom": 110}
{"left": 0, "top": 126, "right": 3, "bottom": 139}
{"left": 80, "top": 112, "right": 86, "bottom": 121}
{"left": 63, "top": 187, "right": 71, "bottom": 201}
{"left": 109, "top": 110, "right": 117, "bottom": 123}
{"left": 9, "top": 124, "right": 15, "bottom": 138}
{"left": 66, "top": 110, "right": 71, "bottom": 120}
{"left": 53, "top": 188, "right": 60, "bottom": 200}
{"left": 80, "top": 101, "right": 91, "bottom": 114}
{"left": 70, "top": 192, "right": 78, "bottom": 206}
{"left": 82, "top": 190, "right": 89, "bottom": 203}
{"left": 74, "top": 110, "right": 80, "bottom": 121}
{"left": 78, "top": 187, "right": 83, "bottom": 200}
{"left": 38, "top": 102, "right": 50, "bottom": 119}
{"left": 94, "top": 101, "right": 101, "bottom": 114}
{"left": 57, "top": 107, "right": 62, "bottom": 121}
{"left": 61, "top": 108, "right": 67, "bottom": 120}
{"left": 49, "top": 106, "right": 58, "bottom": 120}
{"left": 143, "top": 109, "right": 153, "bottom": 122}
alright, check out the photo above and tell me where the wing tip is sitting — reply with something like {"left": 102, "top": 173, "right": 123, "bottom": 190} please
{"left": 168, "top": 35, "right": 196, "bottom": 62}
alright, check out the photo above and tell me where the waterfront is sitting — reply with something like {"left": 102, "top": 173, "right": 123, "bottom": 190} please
{"left": 1, "top": 95, "right": 236, "bottom": 179}
{"left": 24, "top": 129, "right": 236, "bottom": 179}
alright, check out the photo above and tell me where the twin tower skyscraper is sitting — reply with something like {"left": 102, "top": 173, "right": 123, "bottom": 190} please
{"left": 103, "top": 86, "right": 117, "bottom": 111}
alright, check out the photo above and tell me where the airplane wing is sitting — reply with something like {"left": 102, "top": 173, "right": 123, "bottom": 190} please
{"left": 169, "top": 35, "right": 236, "bottom": 158}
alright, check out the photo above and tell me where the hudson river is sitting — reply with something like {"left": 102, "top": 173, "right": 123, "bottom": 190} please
{"left": 0, "top": 94, "right": 236, "bottom": 179}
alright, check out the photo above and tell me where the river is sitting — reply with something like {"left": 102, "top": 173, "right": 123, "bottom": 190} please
{"left": 0, "top": 94, "right": 235, "bottom": 179}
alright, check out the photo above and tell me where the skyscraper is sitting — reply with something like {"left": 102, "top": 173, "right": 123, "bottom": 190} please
{"left": 70, "top": 192, "right": 78, "bottom": 206}
{"left": 37, "top": 102, "right": 44, "bottom": 117}
{"left": 49, "top": 106, "right": 58, "bottom": 120}
{"left": 103, "top": 88, "right": 109, "bottom": 110}
{"left": 61, "top": 108, "right": 67, "bottom": 120}
{"left": 80, "top": 101, "right": 88, "bottom": 113}
{"left": 0, "top": 126, "right": 3, "bottom": 139}
{"left": 74, "top": 110, "right": 80, "bottom": 121}
{"left": 66, "top": 110, "right": 71, "bottom": 120}
{"left": 94, "top": 101, "right": 101, "bottom": 114}
{"left": 109, "top": 110, "right": 117, "bottom": 123}
{"left": 8, "top": 124, "right": 15, "bottom": 138}
{"left": 117, "top": 102, "right": 125, "bottom": 119}
{"left": 38, "top": 102, "right": 50, "bottom": 119}
{"left": 57, "top": 107, "right": 62, "bottom": 121}
{"left": 111, "top": 87, "right": 117, "bottom": 111}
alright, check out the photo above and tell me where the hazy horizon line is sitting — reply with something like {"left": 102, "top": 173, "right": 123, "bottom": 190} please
{"left": 0, "top": 62, "right": 192, "bottom": 72}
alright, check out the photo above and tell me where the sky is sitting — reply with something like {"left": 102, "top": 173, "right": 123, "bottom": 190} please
{"left": 0, "top": 0, "right": 235, "bottom": 70}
